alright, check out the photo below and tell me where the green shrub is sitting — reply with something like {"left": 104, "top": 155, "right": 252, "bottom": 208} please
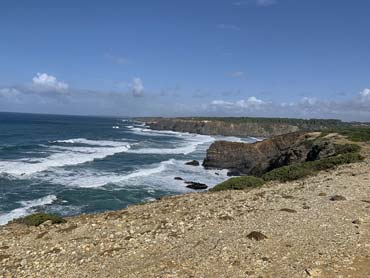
{"left": 211, "top": 176, "right": 265, "bottom": 192}
{"left": 262, "top": 152, "right": 364, "bottom": 182}
{"left": 321, "top": 127, "right": 370, "bottom": 142}
{"left": 262, "top": 165, "right": 313, "bottom": 182}
{"left": 14, "top": 213, "right": 66, "bottom": 226}
{"left": 334, "top": 143, "right": 361, "bottom": 154}
{"left": 309, "top": 152, "right": 363, "bottom": 171}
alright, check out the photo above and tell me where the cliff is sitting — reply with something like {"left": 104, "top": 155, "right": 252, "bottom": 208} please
{"left": 203, "top": 132, "right": 341, "bottom": 176}
{"left": 137, "top": 117, "right": 346, "bottom": 138}
{"left": 141, "top": 118, "right": 299, "bottom": 137}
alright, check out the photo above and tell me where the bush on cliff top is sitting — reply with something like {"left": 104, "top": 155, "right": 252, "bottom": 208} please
{"left": 262, "top": 152, "right": 364, "bottom": 182}
{"left": 210, "top": 176, "right": 265, "bottom": 192}
{"left": 321, "top": 127, "right": 370, "bottom": 142}
{"left": 14, "top": 213, "right": 66, "bottom": 226}
{"left": 334, "top": 143, "right": 361, "bottom": 155}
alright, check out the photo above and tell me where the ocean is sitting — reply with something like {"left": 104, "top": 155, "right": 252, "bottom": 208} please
{"left": 0, "top": 112, "right": 255, "bottom": 225}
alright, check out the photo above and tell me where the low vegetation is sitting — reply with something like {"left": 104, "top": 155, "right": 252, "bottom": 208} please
{"left": 334, "top": 143, "right": 361, "bottom": 154}
{"left": 14, "top": 213, "right": 66, "bottom": 226}
{"left": 321, "top": 127, "right": 370, "bottom": 142}
{"left": 210, "top": 176, "right": 265, "bottom": 192}
{"left": 262, "top": 152, "right": 363, "bottom": 182}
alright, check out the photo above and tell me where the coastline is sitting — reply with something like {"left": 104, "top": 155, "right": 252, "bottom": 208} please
{"left": 1, "top": 156, "right": 370, "bottom": 277}
{"left": 1, "top": 120, "right": 370, "bottom": 277}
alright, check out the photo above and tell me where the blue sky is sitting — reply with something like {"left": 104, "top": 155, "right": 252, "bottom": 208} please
{"left": 1, "top": 0, "right": 370, "bottom": 120}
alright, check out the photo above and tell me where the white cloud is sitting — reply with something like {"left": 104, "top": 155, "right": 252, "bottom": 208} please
{"left": 231, "top": 71, "right": 245, "bottom": 78}
{"left": 359, "top": 88, "right": 370, "bottom": 102}
{"left": 32, "top": 73, "right": 69, "bottom": 93}
{"left": 211, "top": 96, "right": 266, "bottom": 110}
{"left": 217, "top": 24, "right": 241, "bottom": 31}
{"left": 233, "top": 0, "right": 277, "bottom": 7}
{"left": 131, "top": 78, "right": 144, "bottom": 97}
{"left": 105, "top": 54, "right": 130, "bottom": 65}
{"left": 0, "top": 88, "right": 20, "bottom": 97}
{"left": 256, "top": 0, "right": 277, "bottom": 6}
{"left": 211, "top": 100, "right": 234, "bottom": 106}
{"left": 237, "top": 96, "right": 265, "bottom": 107}
{"left": 300, "top": 97, "right": 318, "bottom": 106}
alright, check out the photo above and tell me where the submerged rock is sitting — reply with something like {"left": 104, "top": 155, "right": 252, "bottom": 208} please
{"left": 185, "top": 160, "right": 200, "bottom": 166}
{"left": 174, "top": 177, "right": 183, "bottom": 181}
{"left": 185, "top": 182, "right": 208, "bottom": 190}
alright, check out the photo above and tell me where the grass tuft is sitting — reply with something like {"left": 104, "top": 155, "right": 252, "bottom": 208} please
{"left": 14, "top": 213, "right": 66, "bottom": 226}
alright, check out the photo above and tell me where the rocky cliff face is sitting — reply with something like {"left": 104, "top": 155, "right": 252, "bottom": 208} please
{"left": 203, "top": 132, "right": 337, "bottom": 176}
{"left": 143, "top": 118, "right": 299, "bottom": 137}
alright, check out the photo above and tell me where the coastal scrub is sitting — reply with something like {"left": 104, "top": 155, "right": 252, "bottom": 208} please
{"left": 14, "top": 213, "right": 66, "bottom": 226}
{"left": 210, "top": 176, "right": 265, "bottom": 191}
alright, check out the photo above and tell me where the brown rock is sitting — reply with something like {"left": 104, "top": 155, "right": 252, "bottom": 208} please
{"left": 280, "top": 208, "right": 297, "bottom": 213}
{"left": 330, "top": 195, "right": 346, "bottom": 201}
{"left": 185, "top": 160, "right": 200, "bottom": 166}
{"left": 185, "top": 182, "right": 208, "bottom": 190}
{"left": 247, "top": 231, "right": 268, "bottom": 241}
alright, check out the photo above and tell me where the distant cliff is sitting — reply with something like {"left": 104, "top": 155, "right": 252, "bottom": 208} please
{"left": 137, "top": 117, "right": 345, "bottom": 138}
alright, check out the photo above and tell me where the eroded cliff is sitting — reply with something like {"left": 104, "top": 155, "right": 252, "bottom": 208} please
{"left": 203, "top": 132, "right": 344, "bottom": 176}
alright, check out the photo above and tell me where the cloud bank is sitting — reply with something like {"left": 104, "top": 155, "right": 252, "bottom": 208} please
{"left": 0, "top": 73, "right": 370, "bottom": 121}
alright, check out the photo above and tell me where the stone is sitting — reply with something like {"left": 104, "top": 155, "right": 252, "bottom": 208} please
{"left": 352, "top": 219, "right": 362, "bottom": 225}
{"left": 185, "top": 182, "right": 208, "bottom": 190}
{"left": 41, "top": 220, "right": 53, "bottom": 226}
{"left": 280, "top": 208, "right": 297, "bottom": 213}
{"left": 247, "top": 231, "right": 267, "bottom": 241}
{"left": 227, "top": 169, "right": 241, "bottom": 176}
{"left": 185, "top": 160, "right": 200, "bottom": 166}
{"left": 330, "top": 195, "right": 346, "bottom": 201}
{"left": 174, "top": 177, "right": 183, "bottom": 180}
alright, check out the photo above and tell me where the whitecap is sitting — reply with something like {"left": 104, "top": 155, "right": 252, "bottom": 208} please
{"left": 0, "top": 195, "right": 57, "bottom": 225}
{"left": 40, "top": 159, "right": 176, "bottom": 188}
{"left": 0, "top": 143, "right": 131, "bottom": 176}
{"left": 50, "top": 138, "right": 128, "bottom": 147}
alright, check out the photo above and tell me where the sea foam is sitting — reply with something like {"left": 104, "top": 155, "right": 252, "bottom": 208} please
{"left": 0, "top": 141, "right": 131, "bottom": 176}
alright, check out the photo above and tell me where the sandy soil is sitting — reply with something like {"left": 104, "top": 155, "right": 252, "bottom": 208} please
{"left": 1, "top": 145, "right": 370, "bottom": 278}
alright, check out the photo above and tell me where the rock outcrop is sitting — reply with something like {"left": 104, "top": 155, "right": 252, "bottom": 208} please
{"left": 203, "top": 132, "right": 338, "bottom": 176}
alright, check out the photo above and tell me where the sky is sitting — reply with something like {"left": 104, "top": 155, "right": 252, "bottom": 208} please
{"left": 0, "top": 0, "right": 370, "bottom": 121}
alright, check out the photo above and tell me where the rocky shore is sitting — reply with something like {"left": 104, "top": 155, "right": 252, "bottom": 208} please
{"left": 1, "top": 151, "right": 370, "bottom": 277}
